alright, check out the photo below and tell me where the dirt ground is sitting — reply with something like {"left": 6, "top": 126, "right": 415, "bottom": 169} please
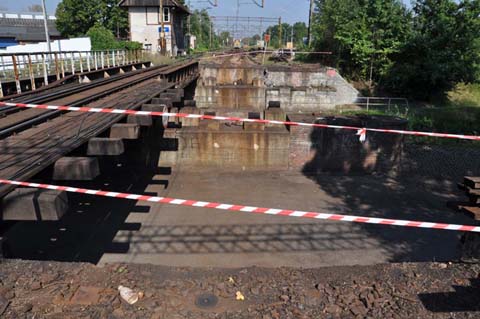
{"left": 0, "top": 259, "right": 479, "bottom": 318}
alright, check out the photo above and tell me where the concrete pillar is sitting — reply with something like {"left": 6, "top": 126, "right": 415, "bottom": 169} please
{"left": 53, "top": 157, "right": 100, "bottom": 181}
{"left": 2, "top": 188, "right": 68, "bottom": 221}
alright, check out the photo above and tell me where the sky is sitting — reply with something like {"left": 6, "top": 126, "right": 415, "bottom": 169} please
{"left": 2, "top": 0, "right": 312, "bottom": 24}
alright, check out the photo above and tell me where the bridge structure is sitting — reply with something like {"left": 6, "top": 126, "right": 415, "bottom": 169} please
{"left": 0, "top": 57, "right": 199, "bottom": 221}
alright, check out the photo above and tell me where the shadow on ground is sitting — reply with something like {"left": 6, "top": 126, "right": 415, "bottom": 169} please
{"left": 1, "top": 121, "right": 167, "bottom": 263}
{"left": 302, "top": 126, "right": 476, "bottom": 262}
{"left": 107, "top": 222, "right": 378, "bottom": 255}
{"left": 419, "top": 278, "right": 480, "bottom": 312}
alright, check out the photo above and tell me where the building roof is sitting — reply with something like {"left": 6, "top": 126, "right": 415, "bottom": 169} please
{"left": 0, "top": 16, "right": 61, "bottom": 42}
{"left": 118, "top": 0, "right": 190, "bottom": 14}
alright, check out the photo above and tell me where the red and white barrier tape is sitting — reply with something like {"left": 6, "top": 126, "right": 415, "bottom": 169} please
{"left": 1, "top": 101, "right": 480, "bottom": 142}
{"left": 0, "top": 179, "right": 478, "bottom": 233}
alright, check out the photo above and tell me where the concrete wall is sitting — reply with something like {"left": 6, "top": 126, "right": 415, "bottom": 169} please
{"left": 195, "top": 63, "right": 358, "bottom": 111}
{"left": 291, "top": 115, "right": 407, "bottom": 174}
{"left": 163, "top": 126, "right": 291, "bottom": 170}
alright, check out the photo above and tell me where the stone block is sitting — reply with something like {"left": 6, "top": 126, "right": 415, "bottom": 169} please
{"left": 167, "top": 88, "right": 184, "bottom": 97}
{"left": 127, "top": 115, "right": 152, "bottom": 127}
{"left": 180, "top": 107, "right": 200, "bottom": 127}
{"left": 142, "top": 104, "right": 169, "bottom": 112}
{"left": 200, "top": 120, "right": 221, "bottom": 131}
{"left": 2, "top": 188, "right": 68, "bottom": 221}
{"left": 160, "top": 93, "right": 181, "bottom": 103}
{"left": 243, "top": 122, "right": 265, "bottom": 131}
{"left": 53, "top": 157, "right": 100, "bottom": 181}
{"left": 151, "top": 98, "right": 173, "bottom": 107}
{"left": 110, "top": 123, "right": 140, "bottom": 139}
{"left": 265, "top": 108, "right": 286, "bottom": 127}
{"left": 87, "top": 138, "right": 124, "bottom": 156}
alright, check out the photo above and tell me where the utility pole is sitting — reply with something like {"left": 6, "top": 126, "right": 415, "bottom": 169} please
{"left": 41, "top": 0, "right": 52, "bottom": 54}
{"left": 159, "top": 0, "right": 166, "bottom": 55}
{"left": 278, "top": 17, "right": 282, "bottom": 49}
{"left": 290, "top": 24, "right": 294, "bottom": 55}
{"left": 209, "top": 22, "right": 213, "bottom": 49}
{"left": 307, "top": 0, "right": 314, "bottom": 47}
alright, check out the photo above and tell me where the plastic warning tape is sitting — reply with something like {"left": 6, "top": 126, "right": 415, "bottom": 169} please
{"left": 0, "top": 179, "right": 478, "bottom": 233}
{"left": 1, "top": 101, "right": 480, "bottom": 142}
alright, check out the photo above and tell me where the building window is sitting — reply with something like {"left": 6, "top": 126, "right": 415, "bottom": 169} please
{"left": 163, "top": 7, "right": 170, "bottom": 23}
{"left": 145, "top": 7, "right": 170, "bottom": 25}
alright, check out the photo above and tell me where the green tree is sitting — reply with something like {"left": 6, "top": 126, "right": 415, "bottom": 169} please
{"left": 190, "top": 9, "right": 215, "bottom": 49}
{"left": 265, "top": 23, "right": 291, "bottom": 48}
{"left": 385, "top": 0, "right": 480, "bottom": 99}
{"left": 265, "top": 22, "right": 309, "bottom": 49}
{"left": 312, "top": 0, "right": 411, "bottom": 81}
{"left": 292, "top": 22, "right": 308, "bottom": 47}
{"left": 56, "top": 0, "right": 128, "bottom": 38}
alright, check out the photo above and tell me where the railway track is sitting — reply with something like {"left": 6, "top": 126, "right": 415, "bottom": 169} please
{"left": 0, "top": 59, "right": 199, "bottom": 198}
{"left": 0, "top": 64, "right": 172, "bottom": 137}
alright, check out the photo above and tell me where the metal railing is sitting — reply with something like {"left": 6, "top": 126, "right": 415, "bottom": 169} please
{"left": 0, "top": 49, "right": 145, "bottom": 97}
{"left": 354, "top": 96, "right": 410, "bottom": 111}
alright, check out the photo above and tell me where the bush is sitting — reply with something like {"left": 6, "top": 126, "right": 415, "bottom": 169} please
{"left": 87, "top": 25, "right": 122, "bottom": 50}
{"left": 122, "top": 41, "right": 143, "bottom": 51}
{"left": 87, "top": 25, "right": 142, "bottom": 51}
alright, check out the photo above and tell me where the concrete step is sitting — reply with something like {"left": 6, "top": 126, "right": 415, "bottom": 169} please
{"left": 151, "top": 98, "right": 173, "bottom": 107}
{"left": 142, "top": 104, "right": 169, "bottom": 112}
{"left": 87, "top": 138, "right": 124, "bottom": 156}
{"left": 53, "top": 157, "right": 100, "bottom": 181}
{"left": 2, "top": 188, "right": 68, "bottom": 221}
{"left": 110, "top": 123, "right": 140, "bottom": 140}
{"left": 127, "top": 114, "right": 152, "bottom": 127}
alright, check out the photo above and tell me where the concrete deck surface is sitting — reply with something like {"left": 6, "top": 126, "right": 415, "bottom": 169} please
{"left": 97, "top": 170, "right": 469, "bottom": 268}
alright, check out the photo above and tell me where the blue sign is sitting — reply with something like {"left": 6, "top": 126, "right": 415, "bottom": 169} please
{"left": 158, "top": 26, "right": 170, "bottom": 33}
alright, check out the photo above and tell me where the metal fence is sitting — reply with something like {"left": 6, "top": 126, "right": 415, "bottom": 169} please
{"left": 0, "top": 49, "right": 145, "bottom": 96}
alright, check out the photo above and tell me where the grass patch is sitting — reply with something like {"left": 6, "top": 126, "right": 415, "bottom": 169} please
{"left": 342, "top": 105, "right": 480, "bottom": 147}
{"left": 447, "top": 83, "right": 480, "bottom": 107}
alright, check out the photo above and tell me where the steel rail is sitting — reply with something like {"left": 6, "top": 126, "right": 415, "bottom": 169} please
{"left": 0, "top": 66, "right": 171, "bottom": 138}
{"left": 0, "top": 64, "right": 167, "bottom": 115}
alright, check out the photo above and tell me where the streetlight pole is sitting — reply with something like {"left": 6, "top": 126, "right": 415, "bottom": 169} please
{"left": 307, "top": 0, "right": 314, "bottom": 47}
{"left": 41, "top": 0, "right": 52, "bottom": 54}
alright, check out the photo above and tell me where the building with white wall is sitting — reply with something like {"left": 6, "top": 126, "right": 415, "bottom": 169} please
{"left": 119, "top": 0, "right": 190, "bottom": 56}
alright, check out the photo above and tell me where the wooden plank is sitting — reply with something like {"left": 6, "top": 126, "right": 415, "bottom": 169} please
{"left": 464, "top": 176, "right": 480, "bottom": 189}
{"left": 462, "top": 206, "right": 480, "bottom": 221}
{"left": 447, "top": 201, "right": 480, "bottom": 221}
